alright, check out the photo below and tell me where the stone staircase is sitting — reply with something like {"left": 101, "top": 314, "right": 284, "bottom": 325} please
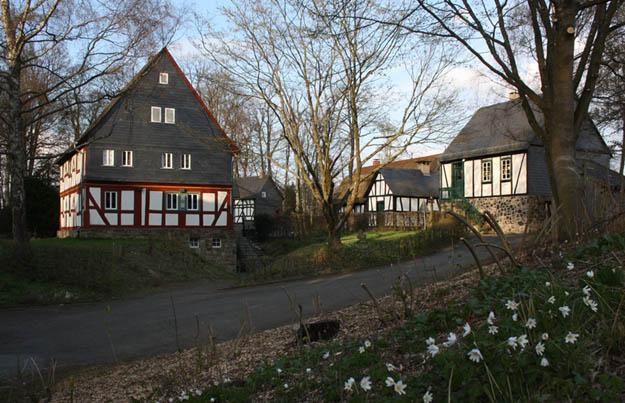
{"left": 237, "top": 235, "right": 265, "bottom": 273}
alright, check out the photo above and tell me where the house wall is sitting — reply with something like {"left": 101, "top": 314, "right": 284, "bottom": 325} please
{"left": 441, "top": 151, "right": 528, "bottom": 197}
{"left": 57, "top": 227, "right": 237, "bottom": 270}
{"left": 367, "top": 174, "right": 394, "bottom": 211}
{"left": 255, "top": 179, "right": 283, "bottom": 216}
{"left": 527, "top": 146, "right": 552, "bottom": 195}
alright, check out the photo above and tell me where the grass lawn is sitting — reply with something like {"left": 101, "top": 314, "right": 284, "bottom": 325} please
{"left": 0, "top": 238, "right": 235, "bottom": 307}
{"left": 250, "top": 224, "right": 463, "bottom": 283}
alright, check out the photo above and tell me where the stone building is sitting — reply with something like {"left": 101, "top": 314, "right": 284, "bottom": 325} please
{"left": 440, "top": 97, "right": 612, "bottom": 233}
{"left": 56, "top": 48, "right": 238, "bottom": 268}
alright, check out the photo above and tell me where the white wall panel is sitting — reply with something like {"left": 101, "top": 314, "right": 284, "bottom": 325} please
{"left": 218, "top": 191, "right": 227, "bottom": 209}
{"left": 203, "top": 214, "right": 215, "bottom": 226}
{"left": 105, "top": 213, "right": 118, "bottom": 226}
{"left": 165, "top": 214, "right": 178, "bottom": 226}
{"left": 149, "top": 191, "right": 162, "bottom": 210}
{"left": 149, "top": 213, "right": 162, "bottom": 226}
{"left": 464, "top": 160, "right": 473, "bottom": 197}
{"left": 89, "top": 187, "right": 101, "bottom": 207}
{"left": 90, "top": 210, "right": 104, "bottom": 225}
{"left": 186, "top": 214, "right": 200, "bottom": 226}
{"left": 493, "top": 156, "right": 501, "bottom": 196}
{"left": 473, "top": 161, "right": 481, "bottom": 197}
{"left": 121, "top": 191, "right": 134, "bottom": 210}
{"left": 513, "top": 153, "right": 527, "bottom": 194}
{"left": 203, "top": 193, "right": 216, "bottom": 211}
{"left": 215, "top": 212, "right": 227, "bottom": 226}
{"left": 121, "top": 214, "right": 134, "bottom": 225}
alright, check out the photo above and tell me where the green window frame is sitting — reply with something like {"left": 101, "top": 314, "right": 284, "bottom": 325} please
{"left": 165, "top": 192, "right": 178, "bottom": 210}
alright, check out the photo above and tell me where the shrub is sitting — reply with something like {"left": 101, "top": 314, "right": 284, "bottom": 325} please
{"left": 254, "top": 213, "right": 276, "bottom": 241}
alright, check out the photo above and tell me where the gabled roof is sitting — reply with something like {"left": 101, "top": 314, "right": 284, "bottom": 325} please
{"left": 336, "top": 154, "right": 440, "bottom": 203}
{"left": 233, "top": 175, "right": 284, "bottom": 199}
{"left": 57, "top": 48, "right": 238, "bottom": 164}
{"left": 379, "top": 168, "right": 440, "bottom": 198}
{"left": 441, "top": 98, "right": 610, "bottom": 162}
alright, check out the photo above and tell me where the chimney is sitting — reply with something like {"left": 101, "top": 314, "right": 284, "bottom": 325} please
{"left": 509, "top": 91, "right": 520, "bottom": 100}
{"left": 259, "top": 171, "right": 264, "bottom": 178}
{"left": 373, "top": 159, "right": 380, "bottom": 167}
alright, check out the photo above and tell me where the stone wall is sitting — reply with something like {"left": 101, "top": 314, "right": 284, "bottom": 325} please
{"left": 57, "top": 227, "right": 237, "bottom": 270}
{"left": 441, "top": 195, "right": 552, "bottom": 233}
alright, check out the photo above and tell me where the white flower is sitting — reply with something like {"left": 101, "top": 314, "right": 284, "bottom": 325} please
{"left": 385, "top": 377, "right": 395, "bottom": 387}
{"left": 567, "top": 262, "right": 574, "bottom": 270}
{"left": 518, "top": 334, "right": 529, "bottom": 349}
{"left": 488, "top": 325, "right": 499, "bottom": 335}
{"left": 360, "top": 376, "right": 372, "bottom": 391}
{"left": 427, "top": 343, "right": 439, "bottom": 357}
{"left": 283, "top": 383, "right": 288, "bottom": 389}
{"left": 565, "top": 291, "right": 570, "bottom": 296}
{"left": 426, "top": 337, "right": 436, "bottom": 345}
{"left": 344, "top": 377, "right": 355, "bottom": 391}
{"left": 506, "top": 300, "right": 519, "bottom": 310}
{"left": 423, "top": 390, "right": 433, "bottom": 403}
{"left": 224, "top": 377, "right": 231, "bottom": 383}
{"left": 364, "top": 340, "right": 372, "bottom": 348}
{"left": 540, "top": 357, "right": 550, "bottom": 367}
{"left": 358, "top": 346, "right": 365, "bottom": 354}
{"left": 547, "top": 296, "right": 556, "bottom": 304}
{"left": 306, "top": 368, "right": 311, "bottom": 373}
{"left": 386, "top": 363, "right": 396, "bottom": 372}
{"left": 468, "top": 348, "right": 483, "bottom": 363}
{"left": 487, "top": 311, "right": 496, "bottom": 325}
{"left": 526, "top": 318, "right": 537, "bottom": 329}
{"left": 559, "top": 306, "right": 570, "bottom": 318}
{"left": 542, "top": 332, "right": 549, "bottom": 340}
{"left": 322, "top": 351, "right": 330, "bottom": 359}
{"left": 545, "top": 281, "right": 551, "bottom": 287}
{"left": 512, "top": 313, "right": 519, "bottom": 321}
{"left": 463, "top": 323, "right": 471, "bottom": 337}
{"left": 587, "top": 299, "right": 598, "bottom": 312}
{"left": 582, "top": 285, "right": 591, "bottom": 296}
{"left": 586, "top": 270, "right": 594, "bottom": 278}
{"left": 535, "top": 342, "right": 545, "bottom": 356}
{"left": 394, "top": 380, "right": 407, "bottom": 395}
{"left": 194, "top": 389, "right": 202, "bottom": 396}
{"left": 444, "top": 332, "right": 457, "bottom": 347}
{"left": 565, "top": 331, "right": 579, "bottom": 344}
{"left": 210, "top": 398, "right": 216, "bottom": 403}
{"left": 276, "top": 368, "right": 282, "bottom": 374}
{"left": 507, "top": 336, "right": 518, "bottom": 349}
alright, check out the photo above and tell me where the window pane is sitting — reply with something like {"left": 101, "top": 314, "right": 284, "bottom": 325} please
{"left": 165, "top": 108, "right": 175, "bottom": 124}
{"left": 151, "top": 107, "right": 161, "bottom": 122}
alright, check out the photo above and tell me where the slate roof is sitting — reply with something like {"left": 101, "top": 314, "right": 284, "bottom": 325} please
{"left": 233, "top": 176, "right": 283, "bottom": 199}
{"left": 380, "top": 168, "right": 440, "bottom": 198}
{"left": 441, "top": 98, "right": 610, "bottom": 162}
{"left": 57, "top": 48, "right": 237, "bottom": 164}
{"left": 580, "top": 160, "right": 625, "bottom": 188}
{"left": 336, "top": 154, "right": 440, "bottom": 203}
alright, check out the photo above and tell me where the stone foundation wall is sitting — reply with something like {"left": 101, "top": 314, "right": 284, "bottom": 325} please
{"left": 57, "top": 227, "right": 237, "bottom": 270}
{"left": 441, "top": 195, "right": 552, "bottom": 233}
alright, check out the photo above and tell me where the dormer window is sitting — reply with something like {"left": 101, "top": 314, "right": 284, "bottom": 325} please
{"left": 102, "top": 149, "right": 115, "bottom": 166}
{"left": 151, "top": 106, "right": 161, "bottom": 122}
{"left": 164, "top": 108, "right": 175, "bottom": 124}
{"left": 159, "top": 72, "right": 169, "bottom": 84}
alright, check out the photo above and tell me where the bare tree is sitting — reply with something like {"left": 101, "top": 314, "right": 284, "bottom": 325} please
{"left": 198, "top": 0, "right": 456, "bottom": 246}
{"left": 1, "top": 0, "right": 181, "bottom": 255}
{"left": 391, "top": 0, "right": 623, "bottom": 238}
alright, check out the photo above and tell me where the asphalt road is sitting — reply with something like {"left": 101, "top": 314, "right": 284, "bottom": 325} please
{"left": 0, "top": 234, "right": 519, "bottom": 380}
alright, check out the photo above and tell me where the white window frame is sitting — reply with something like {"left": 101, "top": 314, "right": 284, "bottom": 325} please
{"left": 482, "top": 160, "right": 492, "bottom": 183}
{"left": 151, "top": 106, "right": 162, "bottom": 123}
{"left": 104, "top": 191, "right": 118, "bottom": 210}
{"left": 181, "top": 153, "right": 191, "bottom": 170}
{"left": 164, "top": 108, "right": 175, "bottom": 124}
{"left": 261, "top": 191, "right": 267, "bottom": 198}
{"left": 212, "top": 238, "right": 222, "bottom": 248}
{"left": 159, "top": 72, "right": 169, "bottom": 85}
{"left": 162, "top": 152, "right": 173, "bottom": 169}
{"left": 122, "top": 150, "right": 133, "bottom": 167}
{"left": 186, "top": 193, "right": 199, "bottom": 211}
{"left": 501, "top": 157, "right": 512, "bottom": 181}
{"left": 102, "top": 149, "right": 115, "bottom": 167}
{"left": 189, "top": 238, "right": 199, "bottom": 248}
{"left": 165, "top": 192, "right": 178, "bottom": 210}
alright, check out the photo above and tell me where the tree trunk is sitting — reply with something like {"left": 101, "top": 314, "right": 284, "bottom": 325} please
{"left": 6, "top": 57, "right": 31, "bottom": 258}
{"left": 620, "top": 108, "right": 625, "bottom": 203}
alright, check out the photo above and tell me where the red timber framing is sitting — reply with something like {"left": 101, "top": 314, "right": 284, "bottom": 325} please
{"left": 81, "top": 182, "right": 232, "bottom": 230}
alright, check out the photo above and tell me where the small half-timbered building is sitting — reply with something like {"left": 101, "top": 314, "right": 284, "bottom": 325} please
{"left": 233, "top": 175, "right": 284, "bottom": 224}
{"left": 57, "top": 48, "right": 238, "bottom": 267}
{"left": 366, "top": 168, "right": 440, "bottom": 213}
{"left": 440, "top": 96, "right": 612, "bottom": 233}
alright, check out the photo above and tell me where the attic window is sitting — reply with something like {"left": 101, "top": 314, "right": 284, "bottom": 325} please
{"left": 159, "top": 72, "right": 169, "bottom": 84}
{"left": 261, "top": 191, "right": 267, "bottom": 198}
{"left": 151, "top": 106, "right": 161, "bottom": 122}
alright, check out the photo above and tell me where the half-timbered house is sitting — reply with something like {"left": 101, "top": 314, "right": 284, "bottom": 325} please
{"left": 233, "top": 175, "right": 284, "bottom": 224}
{"left": 440, "top": 96, "right": 612, "bottom": 232}
{"left": 57, "top": 48, "right": 238, "bottom": 267}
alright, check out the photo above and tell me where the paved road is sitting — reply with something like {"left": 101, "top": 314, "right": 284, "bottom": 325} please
{"left": 0, "top": 235, "right": 519, "bottom": 380}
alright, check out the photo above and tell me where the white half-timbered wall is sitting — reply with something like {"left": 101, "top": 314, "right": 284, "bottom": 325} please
{"left": 59, "top": 190, "right": 83, "bottom": 229}
{"left": 441, "top": 152, "right": 528, "bottom": 198}
{"left": 59, "top": 149, "right": 86, "bottom": 193}
{"left": 59, "top": 149, "right": 87, "bottom": 229}
{"left": 83, "top": 185, "right": 231, "bottom": 229}
{"left": 366, "top": 174, "right": 394, "bottom": 211}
